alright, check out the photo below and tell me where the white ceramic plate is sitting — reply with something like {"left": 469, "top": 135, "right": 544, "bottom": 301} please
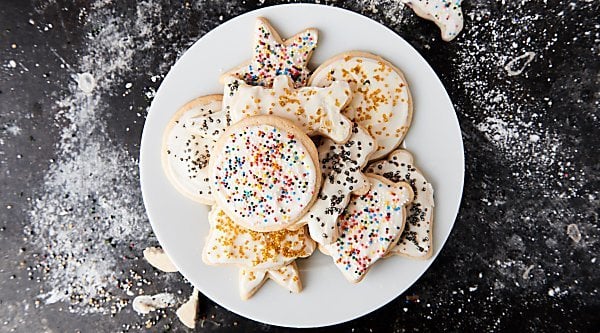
{"left": 140, "top": 4, "right": 464, "bottom": 328}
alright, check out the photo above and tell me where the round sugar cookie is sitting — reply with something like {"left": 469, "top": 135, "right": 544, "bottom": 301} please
{"left": 309, "top": 51, "right": 413, "bottom": 160}
{"left": 162, "top": 95, "right": 224, "bottom": 205}
{"left": 209, "top": 115, "right": 321, "bottom": 232}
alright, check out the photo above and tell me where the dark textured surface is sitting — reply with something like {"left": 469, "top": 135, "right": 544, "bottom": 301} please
{"left": 0, "top": 1, "right": 598, "bottom": 332}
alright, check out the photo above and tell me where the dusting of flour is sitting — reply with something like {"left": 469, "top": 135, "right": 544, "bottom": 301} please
{"left": 27, "top": 1, "right": 177, "bottom": 315}
{"left": 444, "top": 0, "right": 599, "bottom": 314}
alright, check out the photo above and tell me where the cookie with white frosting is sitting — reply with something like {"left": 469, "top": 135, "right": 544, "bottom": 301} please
{"left": 162, "top": 95, "right": 227, "bottom": 204}
{"left": 239, "top": 262, "right": 302, "bottom": 300}
{"left": 220, "top": 17, "right": 318, "bottom": 88}
{"left": 299, "top": 123, "right": 377, "bottom": 245}
{"left": 402, "top": 0, "right": 464, "bottom": 42}
{"left": 366, "top": 149, "right": 435, "bottom": 259}
{"left": 309, "top": 52, "right": 413, "bottom": 160}
{"left": 202, "top": 206, "right": 315, "bottom": 270}
{"left": 223, "top": 75, "right": 353, "bottom": 144}
{"left": 321, "top": 174, "right": 413, "bottom": 283}
{"left": 209, "top": 115, "right": 321, "bottom": 232}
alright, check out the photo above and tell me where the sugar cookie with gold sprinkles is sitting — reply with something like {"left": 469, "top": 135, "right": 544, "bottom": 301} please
{"left": 223, "top": 75, "right": 353, "bottom": 144}
{"left": 202, "top": 207, "right": 315, "bottom": 270}
{"left": 309, "top": 52, "right": 413, "bottom": 160}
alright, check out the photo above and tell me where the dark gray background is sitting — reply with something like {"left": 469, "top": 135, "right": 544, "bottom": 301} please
{"left": 0, "top": 0, "right": 598, "bottom": 332}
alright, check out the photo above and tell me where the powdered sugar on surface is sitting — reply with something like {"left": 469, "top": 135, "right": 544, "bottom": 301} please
{"left": 25, "top": 0, "right": 192, "bottom": 317}
{"left": 350, "top": 0, "right": 406, "bottom": 27}
{"left": 430, "top": 1, "right": 599, "bottom": 328}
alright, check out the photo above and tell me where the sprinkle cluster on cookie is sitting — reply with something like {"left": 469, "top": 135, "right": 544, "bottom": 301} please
{"left": 322, "top": 175, "right": 413, "bottom": 283}
{"left": 221, "top": 18, "right": 318, "bottom": 87}
{"left": 223, "top": 75, "right": 353, "bottom": 143}
{"left": 203, "top": 207, "right": 315, "bottom": 269}
{"left": 300, "top": 123, "right": 377, "bottom": 245}
{"left": 162, "top": 95, "right": 225, "bottom": 205}
{"left": 366, "top": 149, "right": 435, "bottom": 259}
{"left": 309, "top": 52, "right": 413, "bottom": 160}
{"left": 210, "top": 116, "right": 320, "bottom": 232}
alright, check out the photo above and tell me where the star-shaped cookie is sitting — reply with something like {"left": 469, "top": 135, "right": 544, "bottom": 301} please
{"left": 202, "top": 206, "right": 315, "bottom": 270}
{"left": 220, "top": 17, "right": 318, "bottom": 87}
{"left": 239, "top": 263, "right": 302, "bottom": 300}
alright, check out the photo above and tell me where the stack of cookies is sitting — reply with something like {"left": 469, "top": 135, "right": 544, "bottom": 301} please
{"left": 162, "top": 18, "right": 435, "bottom": 299}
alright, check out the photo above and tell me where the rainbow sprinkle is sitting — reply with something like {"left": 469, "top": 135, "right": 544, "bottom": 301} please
{"left": 232, "top": 19, "right": 317, "bottom": 87}
{"left": 324, "top": 176, "right": 411, "bottom": 282}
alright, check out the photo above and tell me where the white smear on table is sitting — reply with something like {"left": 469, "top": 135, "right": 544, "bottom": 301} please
{"left": 452, "top": 0, "right": 598, "bottom": 304}
{"left": 75, "top": 72, "right": 96, "bottom": 93}
{"left": 357, "top": 0, "right": 406, "bottom": 27}
{"left": 5, "top": 124, "right": 22, "bottom": 136}
{"left": 132, "top": 293, "right": 176, "bottom": 314}
{"left": 456, "top": 3, "right": 566, "bottom": 179}
{"left": 504, "top": 51, "right": 536, "bottom": 76}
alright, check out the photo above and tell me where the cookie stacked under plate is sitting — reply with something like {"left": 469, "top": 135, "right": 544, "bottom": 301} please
{"left": 162, "top": 18, "right": 435, "bottom": 299}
